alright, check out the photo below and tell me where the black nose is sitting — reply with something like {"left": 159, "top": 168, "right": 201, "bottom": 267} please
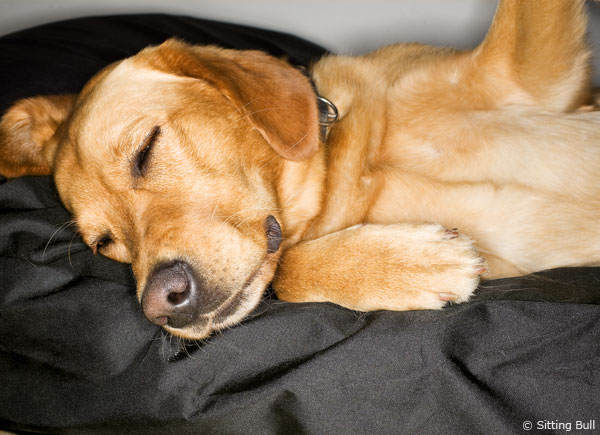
{"left": 141, "top": 261, "right": 198, "bottom": 329}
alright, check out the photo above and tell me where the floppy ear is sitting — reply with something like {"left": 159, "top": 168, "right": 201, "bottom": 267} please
{"left": 0, "top": 94, "right": 77, "bottom": 177}
{"left": 148, "top": 39, "right": 320, "bottom": 161}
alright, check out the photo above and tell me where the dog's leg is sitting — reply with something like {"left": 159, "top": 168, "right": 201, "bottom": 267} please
{"left": 273, "top": 224, "right": 485, "bottom": 311}
{"left": 474, "top": 0, "right": 591, "bottom": 111}
{"left": 385, "top": 0, "right": 599, "bottom": 195}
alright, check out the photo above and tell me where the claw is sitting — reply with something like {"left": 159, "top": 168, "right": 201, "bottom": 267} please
{"left": 443, "top": 228, "right": 459, "bottom": 239}
{"left": 438, "top": 292, "right": 458, "bottom": 301}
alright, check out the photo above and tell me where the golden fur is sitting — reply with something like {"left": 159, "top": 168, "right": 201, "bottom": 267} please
{"left": 1, "top": 0, "right": 599, "bottom": 338}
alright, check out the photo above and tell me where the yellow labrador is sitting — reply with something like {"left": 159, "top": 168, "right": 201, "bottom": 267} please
{"left": 1, "top": 0, "right": 599, "bottom": 339}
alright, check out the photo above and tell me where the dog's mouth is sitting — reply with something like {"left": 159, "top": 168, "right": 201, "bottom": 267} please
{"left": 211, "top": 254, "right": 276, "bottom": 327}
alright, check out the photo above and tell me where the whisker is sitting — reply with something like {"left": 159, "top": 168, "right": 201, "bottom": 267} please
{"left": 226, "top": 96, "right": 262, "bottom": 118}
{"left": 238, "top": 97, "right": 261, "bottom": 112}
{"left": 210, "top": 199, "right": 221, "bottom": 224}
{"left": 43, "top": 220, "right": 77, "bottom": 259}
{"left": 67, "top": 232, "right": 80, "bottom": 269}
{"left": 235, "top": 107, "right": 285, "bottom": 122}
{"left": 258, "top": 130, "right": 310, "bottom": 171}
{"left": 218, "top": 207, "right": 283, "bottom": 232}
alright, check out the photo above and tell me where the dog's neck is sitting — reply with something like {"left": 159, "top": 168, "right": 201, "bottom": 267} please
{"left": 276, "top": 63, "right": 381, "bottom": 245}
{"left": 292, "top": 57, "right": 390, "bottom": 241}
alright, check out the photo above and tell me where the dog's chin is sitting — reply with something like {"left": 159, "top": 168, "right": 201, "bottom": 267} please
{"left": 162, "top": 254, "right": 279, "bottom": 340}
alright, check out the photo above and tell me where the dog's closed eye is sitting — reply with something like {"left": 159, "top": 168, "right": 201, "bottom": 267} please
{"left": 265, "top": 215, "right": 282, "bottom": 253}
{"left": 91, "top": 233, "right": 113, "bottom": 255}
{"left": 133, "top": 125, "right": 161, "bottom": 178}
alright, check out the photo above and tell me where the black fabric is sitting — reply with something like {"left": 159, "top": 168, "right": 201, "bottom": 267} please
{"left": 0, "top": 14, "right": 599, "bottom": 435}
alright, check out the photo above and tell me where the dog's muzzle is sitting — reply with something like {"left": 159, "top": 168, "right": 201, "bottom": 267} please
{"left": 141, "top": 216, "right": 282, "bottom": 330}
{"left": 141, "top": 260, "right": 223, "bottom": 329}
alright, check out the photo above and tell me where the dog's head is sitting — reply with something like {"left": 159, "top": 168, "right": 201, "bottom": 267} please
{"left": 0, "top": 40, "right": 324, "bottom": 338}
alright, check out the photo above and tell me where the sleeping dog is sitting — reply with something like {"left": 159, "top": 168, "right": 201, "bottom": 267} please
{"left": 1, "top": 0, "right": 599, "bottom": 339}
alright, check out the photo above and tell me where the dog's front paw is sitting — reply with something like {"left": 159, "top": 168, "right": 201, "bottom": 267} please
{"left": 348, "top": 223, "right": 485, "bottom": 311}
{"left": 408, "top": 224, "right": 486, "bottom": 309}
{"left": 274, "top": 223, "right": 485, "bottom": 312}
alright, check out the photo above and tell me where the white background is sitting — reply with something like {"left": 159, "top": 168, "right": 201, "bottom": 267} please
{"left": 1, "top": 0, "right": 599, "bottom": 84}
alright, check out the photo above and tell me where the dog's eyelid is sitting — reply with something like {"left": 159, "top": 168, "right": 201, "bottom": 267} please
{"left": 133, "top": 125, "right": 161, "bottom": 178}
{"left": 90, "top": 233, "right": 113, "bottom": 255}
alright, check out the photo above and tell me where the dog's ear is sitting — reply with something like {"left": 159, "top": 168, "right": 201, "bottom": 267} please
{"left": 0, "top": 94, "right": 77, "bottom": 177}
{"left": 149, "top": 40, "right": 320, "bottom": 161}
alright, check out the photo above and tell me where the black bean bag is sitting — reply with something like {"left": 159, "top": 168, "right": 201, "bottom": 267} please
{"left": 1, "top": 14, "right": 599, "bottom": 435}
